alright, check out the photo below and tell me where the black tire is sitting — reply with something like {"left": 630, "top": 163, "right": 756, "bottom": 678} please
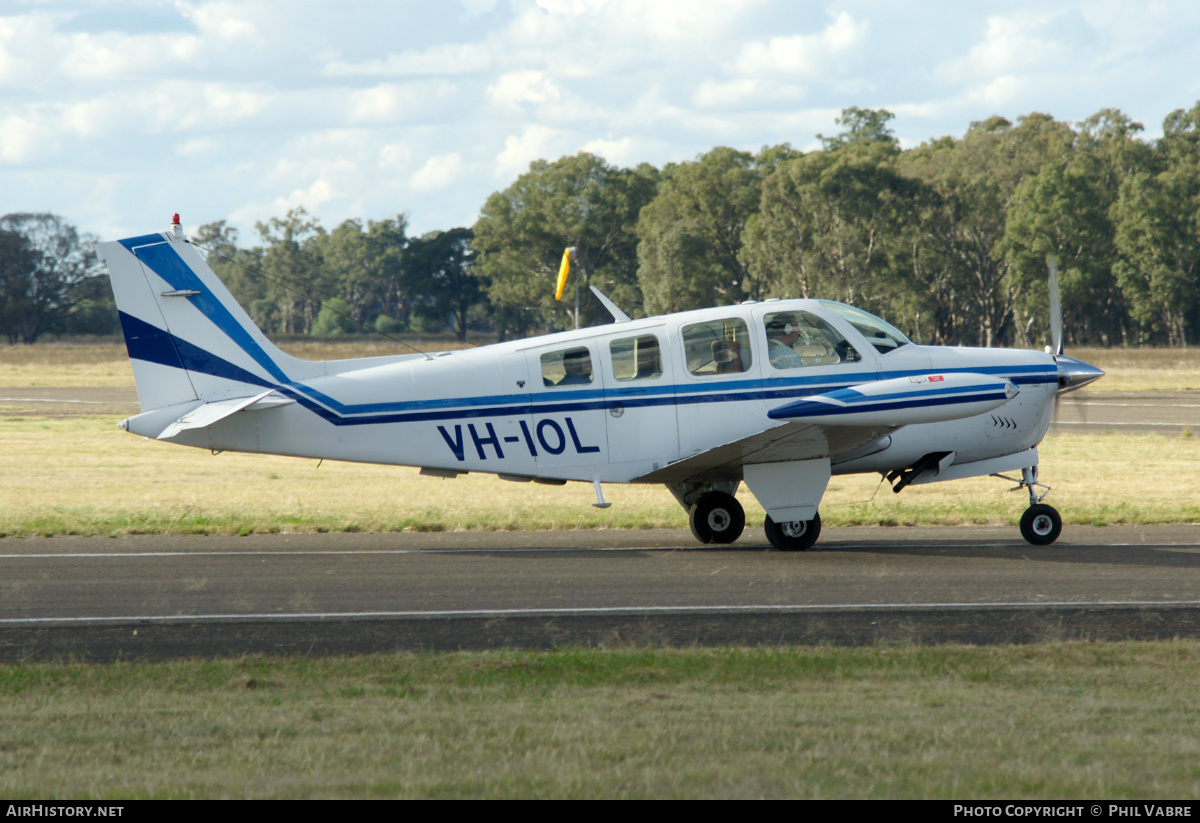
{"left": 764, "top": 512, "right": 821, "bottom": 551}
{"left": 688, "top": 491, "right": 746, "bottom": 545}
{"left": 1020, "top": 503, "right": 1063, "bottom": 545}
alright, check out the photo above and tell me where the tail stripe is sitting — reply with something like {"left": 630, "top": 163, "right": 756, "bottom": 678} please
{"left": 119, "top": 312, "right": 275, "bottom": 391}
{"left": 118, "top": 311, "right": 187, "bottom": 373}
{"left": 132, "top": 240, "right": 290, "bottom": 385}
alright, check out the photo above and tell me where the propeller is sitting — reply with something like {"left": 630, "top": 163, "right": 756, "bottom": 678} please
{"left": 1047, "top": 255, "right": 1063, "bottom": 357}
{"left": 1045, "top": 255, "right": 1104, "bottom": 431}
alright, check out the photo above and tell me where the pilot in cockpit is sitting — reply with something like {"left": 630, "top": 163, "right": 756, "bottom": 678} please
{"left": 765, "top": 314, "right": 805, "bottom": 368}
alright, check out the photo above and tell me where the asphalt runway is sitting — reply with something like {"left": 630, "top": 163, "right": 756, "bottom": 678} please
{"left": 3, "top": 385, "right": 1197, "bottom": 659}
{"left": 4, "top": 525, "right": 1200, "bottom": 660}
{"left": 1050, "top": 390, "right": 1200, "bottom": 435}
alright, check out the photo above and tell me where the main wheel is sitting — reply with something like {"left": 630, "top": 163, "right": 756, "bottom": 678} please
{"left": 1020, "top": 503, "right": 1062, "bottom": 545}
{"left": 688, "top": 491, "right": 746, "bottom": 544}
{"left": 764, "top": 512, "right": 821, "bottom": 551}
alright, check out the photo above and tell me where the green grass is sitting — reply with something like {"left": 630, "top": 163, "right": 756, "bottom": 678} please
{"left": 2, "top": 643, "right": 1199, "bottom": 798}
{"left": 3, "top": 417, "right": 1199, "bottom": 537}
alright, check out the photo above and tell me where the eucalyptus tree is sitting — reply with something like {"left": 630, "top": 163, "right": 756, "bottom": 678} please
{"left": 401, "top": 227, "right": 484, "bottom": 340}
{"left": 317, "top": 216, "right": 408, "bottom": 330}
{"left": 898, "top": 114, "right": 1075, "bottom": 347}
{"left": 743, "top": 138, "right": 922, "bottom": 328}
{"left": 472, "top": 152, "right": 658, "bottom": 337}
{"left": 636, "top": 145, "right": 796, "bottom": 314}
{"left": 1112, "top": 103, "right": 1200, "bottom": 345}
{"left": 254, "top": 208, "right": 327, "bottom": 335}
{"left": 0, "top": 213, "right": 101, "bottom": 343}
{"left": 193, "top": 220, "right": 266, "bottom": 320}
{"left": 1002, "top": 164, "right": 1116, "bottom": 346}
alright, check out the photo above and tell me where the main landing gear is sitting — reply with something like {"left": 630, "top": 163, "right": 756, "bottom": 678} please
{"left": 764, "top": 512, "right": 821, "bottom": 552}
{"left": 688, "top": 490, "right": 745, "bottom": 544}
{"left": 683, "top": 488, "right": 824, "bottom": 551}
{"left": 1007, "top": 465, "right": 1063, "bottom": 546}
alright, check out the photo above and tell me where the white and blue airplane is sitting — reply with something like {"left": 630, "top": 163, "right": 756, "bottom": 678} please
{"left": 98, "top": 216, "right": 1104, "bottom": 550}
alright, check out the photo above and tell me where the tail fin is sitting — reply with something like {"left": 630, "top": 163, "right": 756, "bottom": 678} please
{"left": 98, "top": 218, "right": 318, "bottom": 412}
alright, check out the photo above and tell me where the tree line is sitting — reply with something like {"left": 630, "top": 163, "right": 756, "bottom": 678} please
{"left": 3, "top": 102, "right": 1200, "bottom": 347}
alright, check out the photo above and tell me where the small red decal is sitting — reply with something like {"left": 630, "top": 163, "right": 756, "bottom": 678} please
{"left": 929, "top": 375, "right": 944, "bottom": 382}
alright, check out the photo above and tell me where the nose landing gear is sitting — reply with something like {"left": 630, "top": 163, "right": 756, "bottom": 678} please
{"left": 1002, "top": 465, "right": 1063, "bottom": 546}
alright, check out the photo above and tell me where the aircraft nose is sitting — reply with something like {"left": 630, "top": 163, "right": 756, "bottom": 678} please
{"left": 1054, "top": 355, "right": 1105, "bottom": 394}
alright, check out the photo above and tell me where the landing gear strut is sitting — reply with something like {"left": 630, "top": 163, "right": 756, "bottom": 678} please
{"left": 688, "top": 491, "right": 746, "bottom": 544}
{"left": 1005, "top": 465, "right": 1063, "bottom": 546}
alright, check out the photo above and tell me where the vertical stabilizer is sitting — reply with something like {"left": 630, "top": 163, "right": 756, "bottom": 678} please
{"left": 98, "top": 218, "right": 322, "bottom": 412}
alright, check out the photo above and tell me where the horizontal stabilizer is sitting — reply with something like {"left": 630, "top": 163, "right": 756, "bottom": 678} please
{"left": 768, "top": 372, "right": 1017, "bottom": 427}
{"left": 157, "top": 390, "right": 294, "bottom": 440}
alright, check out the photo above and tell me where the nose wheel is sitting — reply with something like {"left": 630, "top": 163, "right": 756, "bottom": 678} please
{"left": 1020, "top": 503, "right": 1062, "bottom": 545}
{"left": 688, "top": 491, "right": 746, "bottom": 544}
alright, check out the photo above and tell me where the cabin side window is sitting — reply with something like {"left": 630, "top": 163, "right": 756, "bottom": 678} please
{"left": 762, "top": 311, "right": 862, "bottom": 370}
{"left": 540, "top": 346, "right": 594, "bottom": 387}
{"left": 681, "top": 318, "right": 753, "bottom": 376}
{"left": 610, "top": 335, "right": 663, "bottom": 382}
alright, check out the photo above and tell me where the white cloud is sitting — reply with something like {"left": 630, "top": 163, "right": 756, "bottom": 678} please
{"left": 179, "top": 1, "right": 263, "bottom": 46}
{"left": 176, "top": 137, "right": 219, "bottom": 157}
{"left": 495, "top": 125, "right": 561, "bottom": 178}
{"left": 378, "top": 142, "right": 411, "bottom": 169}
{"left": 346, "top": 81, "right": 455, "bottom": 124}
{"left": 580, "top": 136, "right": 636, "bottom": 165}
{"left": 324, "top": 43, "right": 492, "bottom": 77}
{"left": 0, "top": 114, "right": 49, "bottom": 163}
{"left": 410, "top": 153, "right": 464, "bottom": 192}
{"left": 488, "top": 70, "right": 562, "bottom": 109}
{"left": 732, "top": 12, "right": 868, "bottom": 77}
{"left": 271, "top": 176, "right": 336, "bottom": 215}
{"left": 3, "top": 1, "right": 1200, "bottom": 246}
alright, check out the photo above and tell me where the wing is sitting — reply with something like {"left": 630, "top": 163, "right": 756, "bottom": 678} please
{"left": 635, "top": 371, "right": 1018, "bottom": 484}
{"left": 634, "top": 420, "right": 894, "bottom": 483}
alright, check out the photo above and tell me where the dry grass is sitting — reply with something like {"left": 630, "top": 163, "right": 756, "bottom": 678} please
{"left": 2, "top": 417, "right": 1197, "bottom": 536}
{"left": 2, "top": 340, "right": 1200, "bottom": 392}
{"left": 2, "top": 643, "right": 1199, "bottom": 798}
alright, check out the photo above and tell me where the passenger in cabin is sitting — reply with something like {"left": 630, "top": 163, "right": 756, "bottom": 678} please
{"left": 557, "top": 349, "right": 593, "bottom": 386}
{"left": 635, "top": 337, "right": 662, "bottom": 379}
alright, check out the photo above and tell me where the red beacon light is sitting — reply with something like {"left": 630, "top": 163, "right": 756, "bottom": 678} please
{"left": 170, "top": 213, "right": 183, "bottom": 239}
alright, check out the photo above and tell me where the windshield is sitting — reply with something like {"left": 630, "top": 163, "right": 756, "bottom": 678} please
{"left": 818, "top": 301, "right": 911, "bottom": 354}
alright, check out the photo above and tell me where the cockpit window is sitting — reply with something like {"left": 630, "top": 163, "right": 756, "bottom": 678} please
{"left": 818, "top": 301, "right": 911, "bottom": 354}
{"left": 682, "top": 318, "right": 752, "bottom": 376}
{"left": 763, "top": 311, "right": 862, "bottom": 369}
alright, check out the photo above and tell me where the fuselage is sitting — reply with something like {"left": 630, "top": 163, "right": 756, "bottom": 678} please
{"left": 144, "top": 297, "right": 1058, "bottom": 485}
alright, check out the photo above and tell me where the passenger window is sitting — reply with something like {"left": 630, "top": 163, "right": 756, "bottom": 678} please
{"left": 763, "top": 311, "right": 862, "bottom": 370}
{"left": 610, "top": 335, "right": 663, "bottom": 381}
{"left": 682, "top": 318, "right": 752, "bottom": 376}
{"left": 541, "top": 347, "right": 594, "bottom": 387}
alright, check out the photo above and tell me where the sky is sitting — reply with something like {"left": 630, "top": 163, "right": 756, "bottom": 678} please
{"left": 2, "top": 0, "right": 1199, "bottom": 244}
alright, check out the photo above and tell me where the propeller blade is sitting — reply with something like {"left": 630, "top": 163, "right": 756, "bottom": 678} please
{"left": 1047, "top": 255, "right": 1063, "bottom": 356}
